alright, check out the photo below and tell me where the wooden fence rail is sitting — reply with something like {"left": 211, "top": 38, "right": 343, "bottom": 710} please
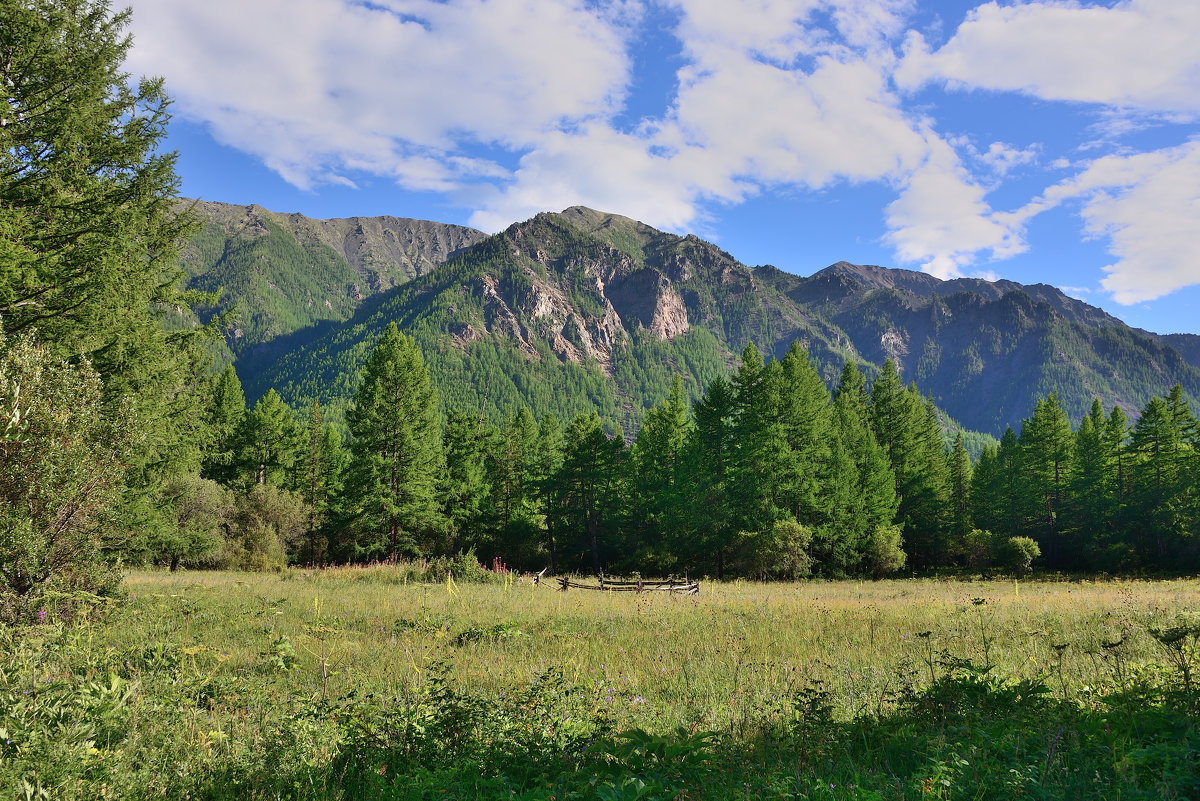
{"left": 555, "top": 576, "right": 699, "bottom": 595}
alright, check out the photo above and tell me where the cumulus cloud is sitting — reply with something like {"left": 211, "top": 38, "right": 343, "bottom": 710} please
{"left": 896, "top": 0, "right": 1200, "bottom": 117}
{"left": 124, "top": 0, "right": 1199, "bottom": 308}
{"left": 1009, "top": 140, "right": 1200, "bottom": 303}
{"left": 471, "top": 0, "right": 1006, "bottom": 275}
{"left": 885, "top": 136, "right": 1025, "bottom": 278}
{"left": 127, "top": 0, "right": 634, "bottom": 190}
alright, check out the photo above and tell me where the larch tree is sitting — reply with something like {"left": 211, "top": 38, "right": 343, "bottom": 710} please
{"left": 630, "top": 375, "right": 691, "bottom": 569}
{"left": 1, "top": 0, "right": 210, "bottom": 596}
{"left": 1017, "top": 393, "right": 1074, "bottom": 566}
{"left": 345, "top": 323, "right": 443, "bottom": 561}
{"left": 0, "top": 0, "right": 205, "bottom": 476}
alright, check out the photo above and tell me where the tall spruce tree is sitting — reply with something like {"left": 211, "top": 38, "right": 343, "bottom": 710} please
{"left": 1127, "top": 393, "right": 1195, "bottom": 563}
{"left": 535, "top": 414, "right": 565, "bottom": 572}
{"left": 1071, "top": 399, "right": 1110, "bottom": 562}
{"left": 344, "top": 323, "right": 443, "bottom": 561}
{"left": 776, "top": 343, "right": 835, "bottom": 530}
{"left": 729, "top": 343, "right": 782, "bottom": 539}
{"left": 298, "top": 400, "right": 341, "bottom": 564}
{"left": 831, "top": 362, "right": 899, "bottom": 573}
{"left": 202, "top": 365, "right": 247, "bottom": 485}
{"left": 968, "top": 443, "right": 998, "bottom": 534}
{"left": 441, "top": 409, "right": 491, "bottom": 557}
{"left": 870, "top": 361, "right": 948, "bottom": 569}
{"left": 948, "top": 432, "right": 973, "bottom": 544}
{"left": 237, "top": 389, "right": 301, "bottom": 489}
{"left": 490, "top": 407, "right": 541, "bottom": 564}
{"left": 548, "top": 412, "right": 624, "bottom": 575}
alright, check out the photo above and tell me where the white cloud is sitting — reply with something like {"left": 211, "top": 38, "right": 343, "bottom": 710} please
{"left": 885, "top": 136, "right": 1025, "bottom": 278}
{"left": 1012, "top": 140, "right": 1200, "bottom": 303}
{"left": 467, "top": 125, "right": 707, "bottom": 232}
{"left": 127, "top": 0, "right": 634, "bottom": 190}
{"left": 896, "top": 0, "right": 1200, "bottom": 117}
{"left": 977, "top": 142, "right": 1039, "bottom": 177}
{"left": 472, "top": 0, "right": 1011, "bottom": 270}
{"left": 124, "top": 0, "right": 1065, "bottom": 289}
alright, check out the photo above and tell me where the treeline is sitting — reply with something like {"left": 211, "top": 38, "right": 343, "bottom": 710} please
{"left": 182, "top": 323, "right": 1200, "bottom": 579}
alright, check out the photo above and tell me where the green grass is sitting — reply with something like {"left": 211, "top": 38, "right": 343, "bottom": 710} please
{"left": 3, "top": 571, "right": 1199, "bottom": 799}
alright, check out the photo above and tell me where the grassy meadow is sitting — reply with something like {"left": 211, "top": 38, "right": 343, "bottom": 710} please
{"left": 4, "top": 569, "right": 1200, "bottom": 799}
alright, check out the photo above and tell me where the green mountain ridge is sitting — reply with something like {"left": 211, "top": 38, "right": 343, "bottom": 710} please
{"left": 187, "top": 203, "right": 1200, "bottom": 438}
{"left": 179, "top": 199, "right": 487, "bottom": 361}
{"left": 241, "top": 208, "right": 858, "bottom": 433}
{"left": 774, "top": 261, "right": 1200, "bottom": 431}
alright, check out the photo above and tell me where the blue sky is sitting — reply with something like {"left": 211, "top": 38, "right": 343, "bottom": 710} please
{"left": 127, "top": 0, "right": 1200, "bottom": 334}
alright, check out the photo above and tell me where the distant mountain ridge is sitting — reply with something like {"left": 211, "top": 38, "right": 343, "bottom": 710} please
{"left": 185, "top": 202, "right": 1200, "bottom": 436}
{"left": 764, "top": 260, "right": 1200, "bottom": 432}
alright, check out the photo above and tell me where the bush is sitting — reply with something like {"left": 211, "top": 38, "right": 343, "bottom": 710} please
{"left": 863, "top": 524, "right": 907, "bottom": 579}
{"left": 958, "top": 529, "right": 996, "bottom": 569}
{"left": 147, "top": 474, "right": 231, "bottom": 570}
{"left": 0, "top": 329, "right": 134, "bottom": 621}
{"left": 995, "top": 536, "right": 1041, "bottom": 577}
{"left": 737, "top": 519, "right": 813, "bottom": 580}
{"left": 425, "top": 548, "right": 496, "bottom": 583}
{"left": 223, "top": 484, "right": 309, "bottom": 570}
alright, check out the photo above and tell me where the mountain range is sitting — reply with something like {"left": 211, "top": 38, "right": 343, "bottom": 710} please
{"left": 180, "top": 201, "right": 1200, "bottom": 437}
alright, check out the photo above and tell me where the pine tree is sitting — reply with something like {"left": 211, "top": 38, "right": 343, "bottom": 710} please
{"left": 948, "top": 432, "right": 973, "bottom": 544}
{"left": 441, "top": 409, "right": 491, "bottom": 556}
{"left": 534, "top": 414, "right": 564, "bottom": 571}
{"left": 686, "top": 375, "right": 737, "bottom": 577}
{"left": 202, "top": 365, "right": 246, "bottom": 485}
{"left": 729, "top": 343, "right": 781, "bottom": 538}
{"left": 870, "top": 362, "right": 948, "bottom": 569}
{"left": 493, "top": 407, "right": 540, "bottom": 557}
{"left": 548, "top": 412, "right": 624, "bottom": 575}
{"left": 968, "top": 443, "right": 1000, "bottom": 534}
{"left": 1104, "top": 405, "right": 1131, "bottom": 535}
{"left": 1127, "top": 392, "right": 1195, "bottom": 563}
{"left": 344, "top": 322, "right": 444, "bottom": 561}
{"left": 831, "top": 362, "right": 899, "bottom": 573}
{"left": 297, "top": 400, "right": 339, "bottom": 564}
{"left": 776, "top": 343, "right": 835, "bottom": 530}
{"left": 1071, "top": 399, "right": 1109, "bottom": 562}
{"left": 996, "top": 427, "right": 1022, "bottom": 535}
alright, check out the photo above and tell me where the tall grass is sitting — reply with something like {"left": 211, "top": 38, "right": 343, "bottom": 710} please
{"left": 3, "top": 570, "right": 1198, "bottom": 799}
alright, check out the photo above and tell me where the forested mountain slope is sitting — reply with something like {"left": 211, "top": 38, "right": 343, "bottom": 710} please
{"left": 773, "top": 262, "right": 1200, "bottom": 432}
{"left": 211, "top": 205, "right": 1199, "bottom": 437}
{"left": 244, "top": 208, "right": 859, "bottom": 432}
{"left": 178, "top": 200, "right": 487, "bottom": 360}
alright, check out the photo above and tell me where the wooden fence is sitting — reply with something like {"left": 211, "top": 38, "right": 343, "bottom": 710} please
{"left": 555, "top": 576, "right": 699, "bottom": 595}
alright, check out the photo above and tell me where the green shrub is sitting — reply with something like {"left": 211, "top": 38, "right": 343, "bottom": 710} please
{"left": 863, "top": 524, "right": 907, "bottom": 579}
{"left": 996, "top": 536, "right": 1041, "bottom": 577}
{"left": 0, "top": 330, "right": 134, "bottom": 621}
